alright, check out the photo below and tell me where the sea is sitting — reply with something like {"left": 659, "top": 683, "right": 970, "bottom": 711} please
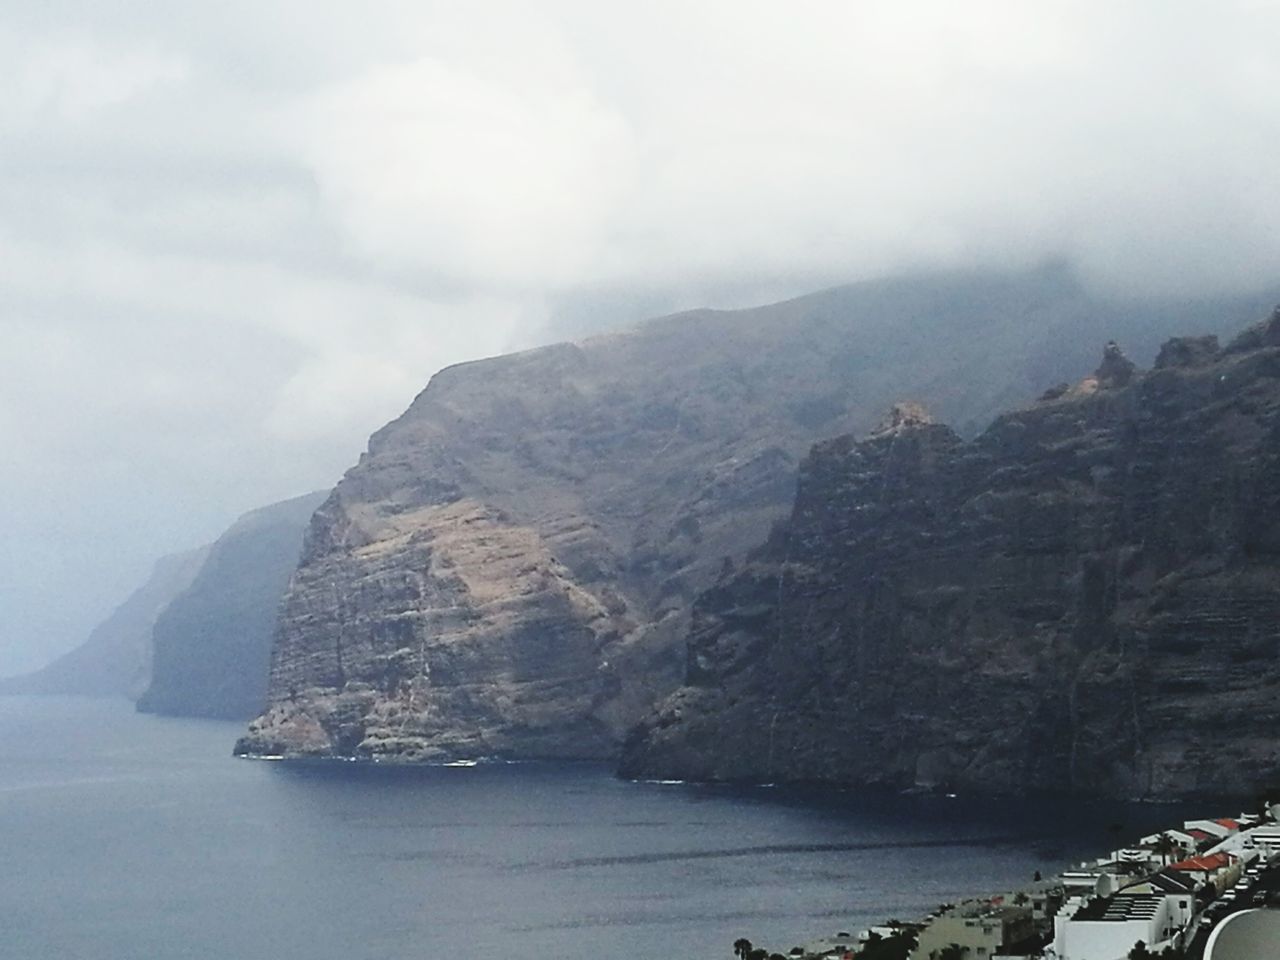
{"left": 0, "top": 696, "right": 1209, "bottom": 960}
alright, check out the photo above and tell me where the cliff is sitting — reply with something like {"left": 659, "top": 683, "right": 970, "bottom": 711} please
{"left": 0, "top": 547, "right": 208, "bottom": 700}
{"left": 620, "top": 309, "right": 1280, "bottom": 800}
{"left": 236, "top": 267, "right": 1280, "bottom": 762}
{"left": 136, "top": 491, "right": 326, "bottom": 720}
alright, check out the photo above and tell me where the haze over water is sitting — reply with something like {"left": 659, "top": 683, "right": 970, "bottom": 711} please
{"left": 0, "top": 697, "right": 1202, "bottom": 959}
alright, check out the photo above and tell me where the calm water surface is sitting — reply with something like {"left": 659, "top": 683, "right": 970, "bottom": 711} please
{"left": 0, "top": 697, "right": 1205, "bottom": 959}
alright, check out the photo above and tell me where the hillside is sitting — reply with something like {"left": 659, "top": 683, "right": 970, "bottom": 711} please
{"left": 136, "top": 492, "right": 326, "bottom": 720}
{"left": 620, "top": 309, "right": 1280, "bottom": 799}
{"left": 236, "top": 267, "right": 1280, "bottom": 762}
{"left": 0, "top": 548, "right": 208, "bottom": 700}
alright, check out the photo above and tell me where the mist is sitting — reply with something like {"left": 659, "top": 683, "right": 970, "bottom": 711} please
{"left": 3, "top": 0, "right": 1279, "bottom": 675}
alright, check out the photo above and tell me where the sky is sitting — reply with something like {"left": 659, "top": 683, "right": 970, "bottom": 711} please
{"left": 2, "top": 1, "right": 1279, "bottom": 675}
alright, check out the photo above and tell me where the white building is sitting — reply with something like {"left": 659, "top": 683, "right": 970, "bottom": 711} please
{"left": 1052, "top": 892, "right": 1193, "bottom": 960}
{"left": 1241, "top": 825, "right": 1280, "bottom": 857}
{"left": 1060, "top": 867, "right": 1128, "bottom": 898}
{"left": 1184, "top": 819, "right": 1241, "bottom": 842}
{"left": 1138, "top": 829, "right": 1196, "bottom": 851}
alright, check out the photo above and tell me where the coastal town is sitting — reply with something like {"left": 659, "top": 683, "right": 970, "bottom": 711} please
{"left": 742, "top": 804, "right": 1280, "bottom": 960}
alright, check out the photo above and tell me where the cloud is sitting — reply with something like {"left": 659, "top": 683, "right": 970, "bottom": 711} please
{"left": 303, "top": 52, "right": 634, "bottom": 289}
{"left": 0, "top": 29, "right": 186, "bottom": 122}
{"left": 283, "top": 1, "right": 1280, "bottom": 300}
{"left": 2, "top": 0, "right": 1279, "bottom": 671}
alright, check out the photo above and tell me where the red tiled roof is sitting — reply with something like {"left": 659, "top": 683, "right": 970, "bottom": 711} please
{"left": 1187, "top": 829, "right": 1214, "bottom": 842}
{"left": 1169, "top": 852, "right": 1233, "bottom": 873}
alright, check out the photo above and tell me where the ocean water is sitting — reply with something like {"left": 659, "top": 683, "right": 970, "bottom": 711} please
{"left": 0, "top": 697, "right": 1203, "bottom": 960}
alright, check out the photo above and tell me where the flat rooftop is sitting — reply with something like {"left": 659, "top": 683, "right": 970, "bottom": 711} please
{"left": 1072, "top": 894, "right": 1163, "bottom": 922}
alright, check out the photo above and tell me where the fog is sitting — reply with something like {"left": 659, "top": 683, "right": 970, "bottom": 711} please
{"left": 2, "top": 1, "right": 1278, "bottom": 675}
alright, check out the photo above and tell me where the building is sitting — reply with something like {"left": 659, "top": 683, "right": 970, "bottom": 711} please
{"left": 1241, "top": 825, "right": 1280, "bottom": 858}
{"left": 1115, "top": 847, "right": 1160, "bottom": 869}
{"left": 1121, "top": 870, "right": 1198, "bottom": 898}
{"left": 1060, "top": 866, "right": 1128, "bottom": 898}
{"left": 1027, "top": 887, "right": 1066, "bottom": 924}
{"left": 1186, "top": 829, "right": 1220, "bottom": 851}
{"left": 1185, "top": 819, "right": 1240, "bottom": 843}
{"left": 1052, "top": 890, "right": 1194, "bottom": 960}
{"left": 1168, "top": 853, "right": 1241, "bottom": 894}
{"left": 911, "top": 902, "right": 1036, "bottom": 960}
{"left": 1138, "top": 829, "right": 1197, "bottom": 853}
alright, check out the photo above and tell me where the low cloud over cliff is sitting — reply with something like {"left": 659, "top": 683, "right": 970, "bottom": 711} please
{"left": 2, "top": 0, "right": 1279, "bottom": 671}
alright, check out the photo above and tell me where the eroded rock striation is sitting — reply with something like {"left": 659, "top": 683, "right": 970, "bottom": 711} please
{"left": 137, "top": 492, "right": 326, "bottom": 720}
{"left": 621, "top": 310, "right": 1280, "bottom": 800}
{"left": 237, "top": 269, "right": 1280, "bottom": 763}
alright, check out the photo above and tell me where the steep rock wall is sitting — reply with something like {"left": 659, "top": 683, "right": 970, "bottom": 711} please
{"left": 621, "top": 311, "right": 1280, "bottom": 800}
{"left": 137, "top": 492, "right": 326, "bottom": 720}
{"left": 0, "top": 548, "right": 208, "bottom": 700}
{"left": 237, "top": 270, "right": 1280, "bottom": 761}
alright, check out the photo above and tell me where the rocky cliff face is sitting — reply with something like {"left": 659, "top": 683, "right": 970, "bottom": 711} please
{"left": 0, "top": 548, "right": 208, "bottom": 700}
{"left": 620, "top": 310, "right": 1280, "bottom": 800}
{"left": 137, "top": 492, "right": 326, "bottom": 720}
{"left": 237, "top": 267, "right": 1280, "bottom": 762}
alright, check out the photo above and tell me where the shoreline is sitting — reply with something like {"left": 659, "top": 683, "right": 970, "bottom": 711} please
{"left": 747, "top": 803, "right": 1280, "bottom": 960}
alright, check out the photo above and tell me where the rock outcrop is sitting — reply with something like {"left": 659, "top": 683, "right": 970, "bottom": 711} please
{"left": 620, "top": 311, "right": 1280, "bottom": 800}
{"left": 237, "top": 267, "right": 1280, "bottom": 762}
{"left": 0, "top": 548, "right": 208, "bottom": 700}
{"left": 137, "top": 492, "right": 326, "bottom": 720}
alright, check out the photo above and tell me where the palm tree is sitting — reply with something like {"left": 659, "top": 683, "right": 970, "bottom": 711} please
{"left": 733, "top": 938, "right": 753, "bottom": 959}
{"left": 1153, "top": 832, "right": 1179, "bottom": 867}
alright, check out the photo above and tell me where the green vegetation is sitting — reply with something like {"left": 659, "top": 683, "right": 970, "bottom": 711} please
{"left": 1152, "top": 834, "right": 1180, "bottom": 867}
{"left": 858, "top": 931, "right": 916, "bottom": 960}
{"left": 734, "top": 923, "right": 917, "bottom": 959}
{"left": 1128, "top": 943, "right": 1185, "bottom": 960}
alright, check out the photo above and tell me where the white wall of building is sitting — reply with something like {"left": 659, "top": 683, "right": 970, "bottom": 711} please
{"left": 1055, "top": 917, "right": 1152, "bottom": 960}
{"left": 1053, "top": 896, "right": 1189, "bottom": 960}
